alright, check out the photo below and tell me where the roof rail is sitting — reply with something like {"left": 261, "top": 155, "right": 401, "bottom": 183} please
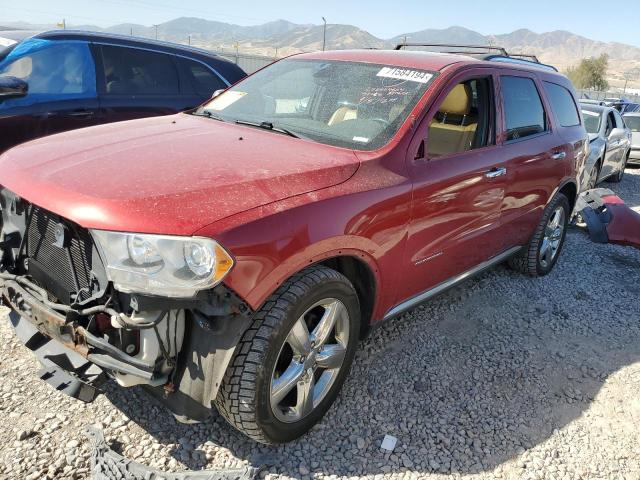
{"left": 508, "top": 53, "right": 540, "bottom": 63}
{"left": 394, "top": 42, "right": 559, "bottom": 71}
{"left": 394, "top": 43, "right": 508, "bottom": 56}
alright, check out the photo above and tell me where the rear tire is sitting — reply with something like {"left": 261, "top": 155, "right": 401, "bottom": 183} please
{"left": 587, "top": 160, "right": 601, "bottom": 190}
{"left": 609, "top": 152, "right": 628, "bottom": 183}
{"left": 508, "top": 192, "right": 570, "bottom": 276}
{"left": 214, "top": 266, "right": 360, "bottom": 444}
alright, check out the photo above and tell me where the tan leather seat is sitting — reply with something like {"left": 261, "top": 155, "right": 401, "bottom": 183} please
{"left": 328, "top": 106, "right": 358, "bottom": 125}
{"left": 428, "top": 84, "right": 478, "bottom": 157}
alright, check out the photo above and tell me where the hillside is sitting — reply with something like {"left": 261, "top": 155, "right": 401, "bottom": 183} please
{"left": 3, "top": 18, "right": 639, "bottom": 88}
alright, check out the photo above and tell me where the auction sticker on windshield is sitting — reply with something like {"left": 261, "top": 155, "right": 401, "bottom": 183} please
{"left": 377, "top": 67, "right": 433, "bottom": 84}
{"left": 207, "top": 91, "right": 247, "bottom": 111}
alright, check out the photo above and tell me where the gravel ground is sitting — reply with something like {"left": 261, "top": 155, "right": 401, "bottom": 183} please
{"left": 1, "top": 169, "right": 640, "bottom": 480}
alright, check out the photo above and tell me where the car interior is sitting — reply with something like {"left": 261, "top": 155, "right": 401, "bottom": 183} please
{"left": 427, "top": 78, "right": 492, "bottom": 157}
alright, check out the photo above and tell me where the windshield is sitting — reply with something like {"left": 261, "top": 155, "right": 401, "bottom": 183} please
{"left": 199, "top": 59, "right": 437, "bottom": 150}
{"left": 623, "top": 115, "right": 640, "bottom": 132}
{"left": 581, "top": 109, "right": 601, "bottom": 134}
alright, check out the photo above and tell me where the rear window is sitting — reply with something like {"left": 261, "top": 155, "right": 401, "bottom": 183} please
{"left": 99, "top": 45, "right": 179, "bottom": 95}
{"left": 543, "top": 81, "right": 580, "bottom": 127}
{"left": 501, "top": 76, "right": 547, "bottom": 141}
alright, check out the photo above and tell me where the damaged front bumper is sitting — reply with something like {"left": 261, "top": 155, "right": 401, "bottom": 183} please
{"left": 1, "top": 275, "right": 254, "bottom": 422}
{"left": 3, "top": 279, "right": 159, "bottom": 383}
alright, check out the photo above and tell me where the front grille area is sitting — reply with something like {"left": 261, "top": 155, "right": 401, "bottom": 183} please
{"left": 25, "top": 206, "right": 95, "bottom": 304}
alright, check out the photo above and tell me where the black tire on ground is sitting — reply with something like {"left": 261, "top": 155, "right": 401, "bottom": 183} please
{"left": 508, "top": 192, "right": 570, "bottom": 277}
{"left": 214, "top": 265, "right": 361, "bottom": 444}
{"left": 588, "top": 160, "right": 601, "bottom": 190}
{"left": 609, "top": 152, "right": 628, "bottom": 183}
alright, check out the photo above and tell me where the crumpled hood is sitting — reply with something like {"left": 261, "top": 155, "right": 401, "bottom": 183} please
{"left": 0, "top": 114, "right": 359, "bottom": 235}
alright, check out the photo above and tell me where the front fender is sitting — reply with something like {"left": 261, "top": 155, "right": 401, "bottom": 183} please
{"left": 195, "top": 171, "right": 413, "bottom": 320}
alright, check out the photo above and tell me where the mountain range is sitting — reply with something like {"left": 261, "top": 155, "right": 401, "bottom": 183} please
{"left": 3, "top": 18, "right": 640, "bottom": 89}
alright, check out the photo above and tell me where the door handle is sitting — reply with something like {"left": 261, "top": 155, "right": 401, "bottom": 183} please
{"left": 68, "top": 109, "right": 95, "bottom": 118}
{"left": 485, "top": 167, "right": 507, "bottom": 178}
{"left": 551, "top": 151, "right": 566, "bottom": 160}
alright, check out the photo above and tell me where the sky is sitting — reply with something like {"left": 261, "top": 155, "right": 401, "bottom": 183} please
{"left": 1, "top": 0, "right": 639, "bottom": 47}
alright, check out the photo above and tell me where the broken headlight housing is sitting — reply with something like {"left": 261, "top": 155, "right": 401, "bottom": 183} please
{"left": 91, "top": 231, "right": 234, "bottom": 297}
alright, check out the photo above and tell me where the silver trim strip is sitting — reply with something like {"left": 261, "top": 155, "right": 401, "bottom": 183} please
{"left": 383, "top": 246, "right": 522, "bottom": 320}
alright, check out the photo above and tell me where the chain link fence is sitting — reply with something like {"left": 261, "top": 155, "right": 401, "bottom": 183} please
{"left": 212, "top": 49, "right": 277, "bottom": 74}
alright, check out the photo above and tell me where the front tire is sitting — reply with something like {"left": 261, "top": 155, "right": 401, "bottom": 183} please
{"left": 508, "top": 192, "right": 570, "bottom": 276}
{"left": 215, "top": 266, "right": 360, "bottom": 444}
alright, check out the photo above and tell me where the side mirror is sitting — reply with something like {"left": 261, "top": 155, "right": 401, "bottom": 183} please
{"left": 211, "top": 89, "right": 225, "bottom": 99}
{"left": 609, "top": 127, "right": 624, "bottom": 139}
{"left": 0, "top": 76, "right": 28, "bottom": 100}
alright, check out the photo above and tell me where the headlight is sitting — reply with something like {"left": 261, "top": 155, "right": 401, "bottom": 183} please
{"left": 91, "top": 231, "right": 234, "bottom": 297}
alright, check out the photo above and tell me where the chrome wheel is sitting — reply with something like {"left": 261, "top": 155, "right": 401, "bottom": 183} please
{"left": 539, "top": 206, "right": 565, "bottom": 269}
{"left": 270, "top": 298, "right": 350, "bottom": 423}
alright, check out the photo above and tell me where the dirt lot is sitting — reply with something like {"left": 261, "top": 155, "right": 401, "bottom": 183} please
{"left": 1, "top": 170, "right": 639, "bottom": 480}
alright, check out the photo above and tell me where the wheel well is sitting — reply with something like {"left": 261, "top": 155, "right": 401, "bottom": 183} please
{"left": 559, "top": 182, "right": 578, "bottom": 211}
{"left": 319, "top": 256, "right": 376, "bottom": 338}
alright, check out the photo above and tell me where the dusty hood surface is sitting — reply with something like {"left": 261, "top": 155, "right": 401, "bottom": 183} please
{"left": 0, "top": 114, "right": 359, "bottom": 235}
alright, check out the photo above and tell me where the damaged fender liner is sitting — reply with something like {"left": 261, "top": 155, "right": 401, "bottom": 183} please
{"left": 146, "top": 306, "right": 254, "bottom": 422}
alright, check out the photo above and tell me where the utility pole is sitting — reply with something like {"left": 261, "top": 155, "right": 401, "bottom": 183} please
{"left": 130, "top": 27, "right": 133, "bottom": 36}
{"left": 622, "top": 68, "right": 640, "bottom": 94}
{"left": 153, "top": 24, "right": 158, "bottom": 40}
{"left": 188, "top": 35, "right": 191, "bottom": 46}
{"left": 322, "top": 17, "right": 327, "bottom": 51}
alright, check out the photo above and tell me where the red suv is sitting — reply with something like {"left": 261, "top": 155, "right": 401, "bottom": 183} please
{"left": 0, "top": 48, "right": 587, "bottom": 444}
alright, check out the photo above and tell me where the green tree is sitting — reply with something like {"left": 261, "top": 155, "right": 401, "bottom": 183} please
{"left": 565, "top": 54, "right": 609, "bottom": 90}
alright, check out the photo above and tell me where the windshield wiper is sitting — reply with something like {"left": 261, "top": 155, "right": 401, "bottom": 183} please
{"left": 192, "top": 110, "right": 226, "bottom": 122}
{"left": 235, "top": 120, "right": 302, "bottom": 139}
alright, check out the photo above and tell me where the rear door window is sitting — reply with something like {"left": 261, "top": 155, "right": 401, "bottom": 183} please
{"left": 99, "top": 45, "right": 179, "bottom": 95}
{"left": 178, "top": 57, "right": 227, "bottom": 96}
{"left": 543, "top": 81, "right": 580, "bottom": 127}
{"left": 501, "top": 76, "right": 547, "bottom": 141}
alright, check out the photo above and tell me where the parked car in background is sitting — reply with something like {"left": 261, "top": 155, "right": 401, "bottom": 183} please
{"left": 580, "top": 104, "right": 631, "bottom": 190}
{"left": 0, "top": 47, "right": 585, "bottom": 444}
{"left": 0, "top": 30, "right": 246, "bottom": 153}
{"left": 623, "top": 112, "right": 640, "bottom": 165}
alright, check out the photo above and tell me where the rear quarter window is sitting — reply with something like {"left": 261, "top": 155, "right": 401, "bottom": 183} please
{"left": 543, "top": 81, "right": 580, "bottom": 127}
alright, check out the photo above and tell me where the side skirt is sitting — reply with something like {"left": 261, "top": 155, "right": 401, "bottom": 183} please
{"left": 382, "top": 246, "right": 523, "bottom": 321}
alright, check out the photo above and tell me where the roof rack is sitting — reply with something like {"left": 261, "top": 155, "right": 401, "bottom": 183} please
{"left": 394, "top": 42, "right": 558, "bottom": 72}
{"left": 508, "top": 53, "right": 540, "bottom": 63}
{"left": 395, "top": 42, "right": 508, "bottom": 56}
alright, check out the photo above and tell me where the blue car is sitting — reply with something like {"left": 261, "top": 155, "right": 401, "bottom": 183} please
{"left": 0, "top": 30, "right": 246, "bottom": 152}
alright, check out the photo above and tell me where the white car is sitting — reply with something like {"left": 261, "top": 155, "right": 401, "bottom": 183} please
{"left": 622, "top": 112, "right": 640, "bottom": 166}
{"left": 580, "top": 104, "right": 631, "bottom": 190}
